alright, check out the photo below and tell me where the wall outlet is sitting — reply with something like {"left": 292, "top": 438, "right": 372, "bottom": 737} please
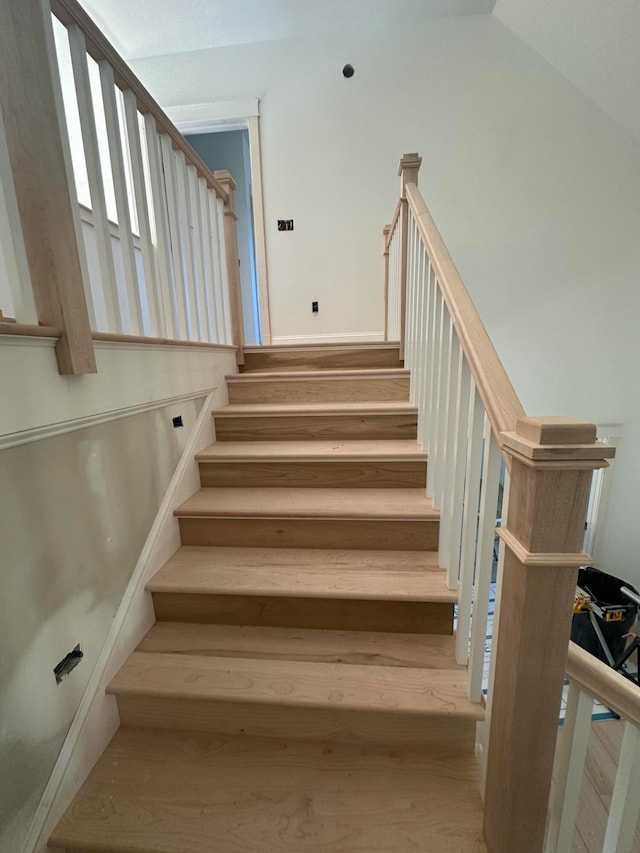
{"left": 278, "top": 219, "right": 294, "bottom": 231}
{"left": 312, "top": 301, "right": 319, "bottom": 313}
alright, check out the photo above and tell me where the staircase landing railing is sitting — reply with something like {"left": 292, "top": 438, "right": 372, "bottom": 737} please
{"left": 384, "top": 153, "right": 622, "bottom": 852}
{"left": 0, "top": 0, "right": 245, "bottom": 375}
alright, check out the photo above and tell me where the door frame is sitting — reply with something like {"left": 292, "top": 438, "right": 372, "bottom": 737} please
{"left": 167, "top": 99, "right": 271, "bottom": 344}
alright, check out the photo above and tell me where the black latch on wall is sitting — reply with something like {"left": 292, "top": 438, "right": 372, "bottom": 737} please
{"left": 54, "top": 645, "right": 83, "bottom": 684}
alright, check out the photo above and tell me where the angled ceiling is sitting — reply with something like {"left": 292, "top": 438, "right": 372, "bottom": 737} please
{"left": 494, "top": 0, "right": 640, "bottom": 143}
{"left": 77, "top": 0, "right": 496, "bottom": 60}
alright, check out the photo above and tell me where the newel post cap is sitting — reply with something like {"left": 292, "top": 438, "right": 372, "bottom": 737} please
{"left": 214, "top": 169, "right": 238, "bottom": 216}
{"left": 516, "top": 416, "right": 597, "bottom": 446}
{"left": 499, "top": 416, "right": 615, "bottom": 468}
{"left": 213, "top": 169, "right": 237, "bottom": 191}
{"left": 398, "top": 153, "right": 422, "bottom": 193}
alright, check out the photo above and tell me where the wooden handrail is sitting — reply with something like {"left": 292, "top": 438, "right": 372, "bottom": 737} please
{"left": 405, "top": 182, "right": 525, "bottom": 442}
{"left": 384, "top": 199, "right": 403, "bottom": 252}
{"left": 91, "top": 331, "right": 237, "bottom": 351}
{"left": 50, "top": 0, "right": 227, "bottom": 201}
{"left": 566, "top": 641, "right": 640, "bottom": 729}
{"left": 0, "top": 323, "right": 63, "bottom": 338}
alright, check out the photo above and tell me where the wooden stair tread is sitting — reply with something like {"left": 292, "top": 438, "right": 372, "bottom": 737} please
{"left": 213, "top": 401, "right": 417, "bottom": 419}
{"left": 197, "top": 439, "right": 426, "bottom": 462}
{"left": 148, "top": 546, "right": 453, "bottom": 602}
{"left": 108, "top": 651, "right": 483, "bottom": 720}
{"left": 174, "top": 488, "right": 437, "bottom": 520}
{"left": 50, "top": 728, "right": 487, "bottom": 853}
{"left": 139, "top": 622, "right": 462, "bottom": 669}
{"left": 243, "top": 341, "right": 401, "bottom": 351}
{"left": 226, "top": 368, "right": 409, "bottom": 381}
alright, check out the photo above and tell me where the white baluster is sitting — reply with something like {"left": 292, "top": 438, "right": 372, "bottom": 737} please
{"left": 418, "top": 260, "right": 433, "bottom": 451}
{"left": 405, "top": 212, "right": 415, "bottom": 375}
{"left": 444, "top": 351, "right": 471, "bottom": 588}
{"left": 455, "top": 384, "right": 484, "bottom": 666}
{"left": 197, "top": 177, "right": 217, "bottom": 343}
{"left": 414, "top": 244, "right": 427, "bottom": 425}
{"left": 122, "top": 90, "right": 164, "bottom": 337}
{"left": 0, "top": 113, "right": 37, "bottom": 324}
{"left": 409, "top": 218, "right": 420, "bottom": 380}
{"left": 468, "top": 420, "right": 502, "bottom": 702}
{"left": 143, "top": 117, "right": 178, "bottom": 338}
{"left": 160, "top": 136, "right": 189, "bottom": 339}
{"left": 603, "top": 722, "right": 640, "bottom": 853}
{"left": 216, "top": 194, "right": 233, "bottom": 344}
{"left": 395, "top": 229, "right": 401, "bottom": 339}
{"left": 478, "top": 468, "right": 510, "bottom": 798}
{"left": 425, "top": 285, "right": 441, "bottom": 499}
{"left": 433, "top": 303, "right": 451, "bottom": 509}
{"left": 186, "top": 165, "right": 208, "bottom": 341}
{"left": 545, "top": 683, "right": 593, "bottom": 853}
{"left": 439, "top": 331, "right": 461, "bottom": 580}
{"left": 389, "top": 234, "right": 397, "bottom": 340}
{"left": 68, "top": 24, "right": 122, "bottom": 331}
{"left": 206, "top": 188, "right": 226, "bottom": 343}
{"left": 174, "top": 154, "right": 200, "bottom": 340}
{"left": 435, "top": 309, "right": 453, "bottom": 511}
{"left": 99, "top": 64, "right": 142, "bottom": 334}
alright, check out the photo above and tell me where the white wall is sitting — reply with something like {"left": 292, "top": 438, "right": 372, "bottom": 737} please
{"left": 132, "top": 14, "right": 640, "bottom": 583}
{"left": 494, "top": 0, "right": 640, "bottom": 144}
{"left": 0, "top": 339, "right": 236, "bottom": 853}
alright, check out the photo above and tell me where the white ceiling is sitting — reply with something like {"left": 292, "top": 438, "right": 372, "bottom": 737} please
{"left": 78, "top": 0, "right": 496, "bottom": 60}
{"left": 494, "top": 0, "right": 640, "bottom": 143}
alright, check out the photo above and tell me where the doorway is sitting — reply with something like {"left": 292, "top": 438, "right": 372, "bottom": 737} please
{"left": 185, "top": 129, "right": 261, "bottom": 345}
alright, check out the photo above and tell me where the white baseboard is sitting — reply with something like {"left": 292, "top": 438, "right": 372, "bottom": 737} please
{"left": 270, "top": 332, "right": 385, "bottom": 345}
{"left": 24, "top": 390, "right": 219, "bottom": 853}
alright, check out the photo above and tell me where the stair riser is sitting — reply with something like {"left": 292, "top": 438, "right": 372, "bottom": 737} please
{"left": 151, "top": 593, "right": 453, "bottom": 634}
{"left": 115, "top": 694, "right": 477, "bottom": 753}
{"left": 178, "top": 517, "right": 439, "bottom": 550}
{"left": 214, "top": 413, "right": 418, "bottom": 441}
{"left": 227, "top": 377, "right": 410, "bottom": 405}
{"left": 198, "top": 460, "right": 427, "bottom": 488}
{"left": 241, "top": 349, "right": 403, "bottom": 372}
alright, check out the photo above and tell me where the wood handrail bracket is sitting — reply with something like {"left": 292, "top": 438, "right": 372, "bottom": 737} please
{"left": 50, "top": 0, "right": 227, "bottom": 201}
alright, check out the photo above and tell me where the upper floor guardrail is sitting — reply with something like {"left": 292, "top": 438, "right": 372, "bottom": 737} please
{"left": 0, "top": 0, "right": 245, "bottom": 374}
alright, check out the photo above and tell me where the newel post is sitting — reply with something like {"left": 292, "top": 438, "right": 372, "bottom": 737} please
{"left": 0, "top": 0, "right": 95, "bottom": 374}
{"left": 214, "top": 170, "right": 245, "bottom": 365}
{"left": 483, "top": 417, "right": 615, "bottom": 853}
{"left": 397, "top": 153, "right": 421, "bottom": 359}
{"left": 382, "top": 224, "right": 391, "bottom": 341}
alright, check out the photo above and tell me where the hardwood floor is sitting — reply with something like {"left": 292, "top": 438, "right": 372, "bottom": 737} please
{"left": 50, "top": 729, "right": 487, "bottom": 853}
{"left": 573, "top": 719, "right": 640, "bottom": 852}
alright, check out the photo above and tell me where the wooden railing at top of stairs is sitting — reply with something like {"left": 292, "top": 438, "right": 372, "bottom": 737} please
{"left": 383, "top": 154, "right": 623, "bottom": 853}
{"left": 0, "top": 0, "right": 245, "bottom": 375}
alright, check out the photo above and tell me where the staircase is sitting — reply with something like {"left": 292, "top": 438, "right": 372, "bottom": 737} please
{"left": 49, "top": 343, "right": 487, "bottom": 853}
